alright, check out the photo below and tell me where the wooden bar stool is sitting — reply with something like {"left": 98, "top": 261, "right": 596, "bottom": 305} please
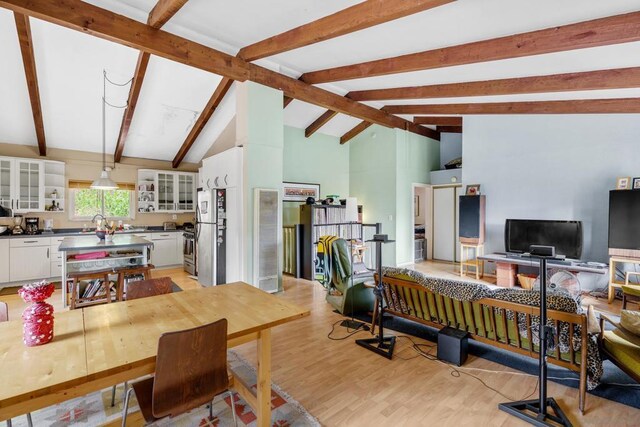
{"left": 114, "top": 264, "right": 155, "bottom": 301}
{"left": 67, "top": 269, "right": 114, "bottom": 310}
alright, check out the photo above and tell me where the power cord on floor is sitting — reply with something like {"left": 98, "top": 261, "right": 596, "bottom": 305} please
{"left": 395, "top": 335, "right": 540, "bottom": 402}
{"left": 327, "top": 319, "right": 369, "bottom": 340}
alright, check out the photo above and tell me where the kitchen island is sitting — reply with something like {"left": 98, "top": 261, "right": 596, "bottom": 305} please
{"left": 59, "top": 235, "right": 154, "bottom": 308}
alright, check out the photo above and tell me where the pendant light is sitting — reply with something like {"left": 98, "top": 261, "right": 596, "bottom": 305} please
{"left": 91, "top": 70, "right": 118, "bottom": 190}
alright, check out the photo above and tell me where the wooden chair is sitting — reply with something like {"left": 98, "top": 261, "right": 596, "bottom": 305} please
{"left": 121, "top": 319, "right": 237, "bottom": 427}
{"left": 111, "top": 277, "right": 173, "bottom": 407}
{"left": 115, "top": 264, "right": 154, "bottom": 301}
{"left": 1, "top": 302, "right": 33, "bottom": 427}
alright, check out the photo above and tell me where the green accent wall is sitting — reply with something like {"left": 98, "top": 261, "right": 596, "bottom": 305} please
{"left": 282, "top": 126, "right": 349, "bottom": 225}
{"left": 348, "top": 125, "right": 439, "bottom": 266}
{"left": 237, "top": 81, "right": 284, "bottom": 287}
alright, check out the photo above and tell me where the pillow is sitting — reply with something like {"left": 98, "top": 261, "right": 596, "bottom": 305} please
{"left": 620, "top": 310, "right": 640, "bottom": 336}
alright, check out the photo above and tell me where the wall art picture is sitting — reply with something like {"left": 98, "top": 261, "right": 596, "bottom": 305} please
{"left": 466, "top": 184, "right": 481, "bottom": 196}
{"left": 633, "top": 177, "right": 640, "bottom": 190}
{"left": 282, "top": 182, "right": 320, "bottom": 202}
{"left": 616, "top": 177, "right": 631, "bottom": 190}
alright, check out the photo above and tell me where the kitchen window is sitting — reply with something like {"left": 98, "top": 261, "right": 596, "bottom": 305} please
{"left": 68, "top": 181, "right": 135, "bottom": 220}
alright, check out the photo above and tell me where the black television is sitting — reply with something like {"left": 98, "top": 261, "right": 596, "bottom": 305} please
{"left": 609, "top": 190, "right": 640, "bottom": 254}
{"left": 504, "top": 219, "right": 583, "bottom": 259}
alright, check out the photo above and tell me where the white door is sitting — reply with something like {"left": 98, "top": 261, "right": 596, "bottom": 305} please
{"left": 454, "top": 186, "right": 463, "bottom": 262}
{"left": 0, "top": 158, "right": 13, "bottom": 210}
{"left": 10, "top": 246, "right": 50, "bottom": 281}
{"left": 433, "top": 187, "right": 455, "bottom": 261}
{"left": 14, "top": 159, "right": 43, "bottom": 213}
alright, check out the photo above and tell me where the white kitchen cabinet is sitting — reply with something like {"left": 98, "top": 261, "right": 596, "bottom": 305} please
{"left": 176, "top": 232, "right": 184, "bottom": 265}
{"left": 0, "top": 158, "right": 12, "bottom": 210}
{"left": 0, "top": 157, "right": 63, "bottom": 213}
{"left": 14, "top": 159, "right": 44, "bottom": 213}
{"left": 151, "top": 233, "right": 179, "bottom": 267}
{"left": 0, "top": 240, "right": 9, "bottom": 283}
{"left": 201, "top": 147, "right": 242, "bottom": 190}
{"left": 10, "top": 244, "right": 50, "bottom": 282}
{"left": 138, "top": 170, "right": 197, "bottom": 213}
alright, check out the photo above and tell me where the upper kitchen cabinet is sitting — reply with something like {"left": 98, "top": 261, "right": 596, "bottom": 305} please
{"left": 0, "top": 157, "right": 64, "bottom": 214}
{"left": 137, "top": 169, "right": 197, "bottom": 214}
{"left": 201, "top": 147, "right": 243, "bottom": 190}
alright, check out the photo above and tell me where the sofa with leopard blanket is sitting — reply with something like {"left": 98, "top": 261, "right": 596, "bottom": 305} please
{"left": 379, "top": 267, "right": 602, "bottom": 413}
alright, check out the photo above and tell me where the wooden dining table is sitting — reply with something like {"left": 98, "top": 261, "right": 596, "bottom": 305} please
{"left": 0, "top": 282, "right": 309, "bottom": 426}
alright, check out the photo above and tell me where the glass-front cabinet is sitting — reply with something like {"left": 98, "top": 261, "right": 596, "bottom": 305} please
{"left": 176, "top": 173, "right": 195, "bottom": 212}
{"left": 156, "top": 172, "right": 176, "bottom": 212}
{"left": 0, "top": 159, "right": 12, "bottom": 210}
{"left": 0, "top": 158, "right": 45, "bottom": 213}
{"left": 15, "top": 160, "right": 43, "bottom": 212}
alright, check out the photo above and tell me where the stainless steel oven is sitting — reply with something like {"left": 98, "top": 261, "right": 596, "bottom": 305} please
{"left": 183, "top": 229, "right": 196, "bottom": 275}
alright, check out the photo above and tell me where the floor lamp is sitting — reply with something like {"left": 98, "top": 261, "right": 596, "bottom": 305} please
{"left": 498, "top": 247, "right": 572, "bottom": 427}
{"left": 355, "top": 234, "right": 396, "bottom": 359}
{"left": 340, "top": 197, "right": 367, "bottom": 330}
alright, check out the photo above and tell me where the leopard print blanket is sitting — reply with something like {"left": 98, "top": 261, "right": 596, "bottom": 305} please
{"left": 382, "top": 267, "right": 602, "bottom": 389}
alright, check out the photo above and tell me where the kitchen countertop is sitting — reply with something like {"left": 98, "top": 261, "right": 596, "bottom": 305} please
{"left": 58, "top": 235, "right": 153, "bottom": 252}
{"left": 0, "top": 226, "right": 188, "bottom": 239}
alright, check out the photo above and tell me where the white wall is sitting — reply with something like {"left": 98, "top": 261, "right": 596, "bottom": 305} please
{"left": 463, "top": 115, "right": 640, "bottom": 264}
{"left": 440, "top": 132, "right": 463, "bottom": 169}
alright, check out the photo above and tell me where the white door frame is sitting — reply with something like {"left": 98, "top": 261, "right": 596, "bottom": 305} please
{"left": 412, "top": 183, "right": 433, "bottom": 261}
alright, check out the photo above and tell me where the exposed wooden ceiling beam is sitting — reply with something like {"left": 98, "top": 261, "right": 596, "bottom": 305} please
{"left": 437, "top": 126, "right": 462, "bottom": 133}
{"left": 114, "top": 0, "right": 187, "bottom": 162}
{"left": 384, "top": 98, "right": 640, "bottom": 115}
{"left": 238, "top": 0, "right": 454, "bottom": 62}
{"left": 348, "top": 67, "right": 640, "bottom": 101}
{"left": 114, "top": 52, "right": 150, "bottom": 162}
{"left": 414, "top": 116, "right": 461, "bottom": 126}
{"left": 14, "top": 13, "right": 45, "bottom": 156}
{"left": 172, "top": 78, "right": 233, "bottom": 168}
{"left": 1, "top": 0, "right": 432, "bottom": 141}
{"left": 301, "top": 11, "right": 640, "bottom": 84}
{"left": 305, "top": 110, "right": 338, "bottom": 138}
{"left": 147, "top": 0, "right": 189, "bottom": 28}
{"left": 283, "top": 96, "right": 293, "bottom": 108}
{"left": 340, "top": 121, "right": 372, "bottom": 144}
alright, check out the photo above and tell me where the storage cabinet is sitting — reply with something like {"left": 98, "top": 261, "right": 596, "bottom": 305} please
{"left": 10, "top": 237, "right": 51, "bottom": 282}
{"left": 138, "top": 170, "right": 197, "bottom": 213}
{"left": 151, "top": 232, "right": 179, "bottom": 267}
{"left": 0, "top": 157, "right": 64, "bottom": 213}
{"left": 201, "top": 147, "right": 242, "bottom": 190}
{"left": 0, "top": 240, "right": 8, "bottom": 283}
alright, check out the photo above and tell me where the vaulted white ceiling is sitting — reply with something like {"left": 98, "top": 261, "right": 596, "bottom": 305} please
{"left": 1, "top": 0, "right": 640, "bottom": 162}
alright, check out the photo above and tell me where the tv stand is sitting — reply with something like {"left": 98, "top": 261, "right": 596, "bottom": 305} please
{"left": 480, "top": 254, "right": 607, "bottom": 288}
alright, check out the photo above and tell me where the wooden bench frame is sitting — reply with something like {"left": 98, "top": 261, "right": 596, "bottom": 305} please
{"left": 379, "top": 274, "right": 589, "bottom": 413}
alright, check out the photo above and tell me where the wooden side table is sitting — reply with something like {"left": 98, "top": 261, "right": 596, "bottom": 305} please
{"left": 622, "top": 271, "right": 640, "bottom": 309}
{"left": 608, "top": 256, "right": 640, "bottom": 303}
{"left": 460, "top": 243, "right": 484, "bottom": 280}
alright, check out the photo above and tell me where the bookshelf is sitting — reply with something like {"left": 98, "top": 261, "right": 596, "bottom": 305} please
{"left": 299, "top": 204, "right": 364, "bottom": 281}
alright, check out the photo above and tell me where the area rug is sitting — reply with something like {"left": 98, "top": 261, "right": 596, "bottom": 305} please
{"left": 352, "top": 312, "right": 640, "bottom": 409}
{"left": 8, "top": 352, "right": 319, "bottom": 427}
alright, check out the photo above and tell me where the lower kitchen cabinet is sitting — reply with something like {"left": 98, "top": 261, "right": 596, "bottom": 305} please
{"left": 0, "top": 240, "right": 8, "bottom": 283}
{"left": 151, "top": 232, "right": 181, "bottom": 267}
{"left": 10, "top": 245, "right": 50, "bottom": 282}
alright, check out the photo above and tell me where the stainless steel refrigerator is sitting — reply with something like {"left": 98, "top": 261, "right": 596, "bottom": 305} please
{"left": 196, "top": 188, "right": 226, "bottom": 286}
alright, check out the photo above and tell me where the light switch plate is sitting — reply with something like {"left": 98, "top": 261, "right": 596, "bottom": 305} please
{"left": 172, "top": 214, "right": 177, "bottom": 220}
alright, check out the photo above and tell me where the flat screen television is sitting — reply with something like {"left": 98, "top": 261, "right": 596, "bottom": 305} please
{"left": 609, "top": 190, "right": 640, "bottom": 253}
{"left": 504, "top": 219, "right": 583, "bottom": 259}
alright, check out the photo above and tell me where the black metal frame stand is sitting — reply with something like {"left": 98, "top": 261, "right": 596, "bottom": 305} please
{"left": 340, "top": 221, "right": 368, "bottom": 330}
{"left": 498, "top": 256, "right": 572, "bottom": 427}
{"left": 355, "top": 237, "right": 396, "bottom": 359}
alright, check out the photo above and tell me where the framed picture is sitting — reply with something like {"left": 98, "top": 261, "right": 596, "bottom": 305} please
{"left": 414, "top": 195, "right": 420, "bottom": 217}
{"left": 633, "top": 177, "right": 640, "bottom": 190}
{"left": 282, "top": 182, "right": 320, "bottom": 202}
{"left": 616, "top": 177, "right": 631, "bottom": 190}
{"left": 466, "top": 184, "right": 481, "bottom": 196}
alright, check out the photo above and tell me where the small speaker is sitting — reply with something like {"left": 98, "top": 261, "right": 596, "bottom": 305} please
{"left": 530, "top": 245, "right": 555, "bottom": 257}
{"left": 459, "top": 195, "right": 486, "bottom": 244}
{"left": 437, "top": 326, "right": 469, "bottom": 366}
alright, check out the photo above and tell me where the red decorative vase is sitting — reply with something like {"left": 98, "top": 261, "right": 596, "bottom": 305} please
{"left": 18, "top": 280, "right": 55, "bottom": 347}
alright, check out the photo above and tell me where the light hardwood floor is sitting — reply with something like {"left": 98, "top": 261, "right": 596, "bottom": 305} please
{"left": 1, "top": 265, "right": 637, "bottom": 426}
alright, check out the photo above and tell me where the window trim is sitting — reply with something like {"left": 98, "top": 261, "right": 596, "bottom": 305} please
{"left": 68, "top": 188, "right": 136, "bottom": 222}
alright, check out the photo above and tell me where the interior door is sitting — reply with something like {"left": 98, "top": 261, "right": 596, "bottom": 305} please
{"left": 454, "top": 186, "right": 463, "bottom": 262}
{"left": 433, "top": 186, "right": 455, "bottom": 261}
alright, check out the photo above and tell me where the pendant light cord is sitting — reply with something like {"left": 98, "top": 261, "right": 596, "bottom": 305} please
{"left": 102, "top": 70, "right": 132, "bottom": 170}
